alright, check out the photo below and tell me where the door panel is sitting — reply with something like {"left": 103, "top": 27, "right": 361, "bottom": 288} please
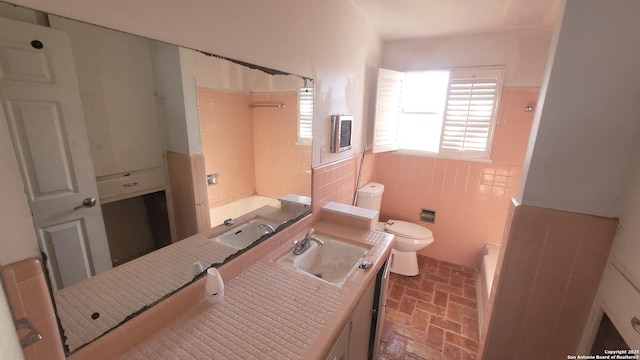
{"left": 41, "top": 219, "right": 93, "bottom": 288}
{"left": 6, "top": 100, "right": 77, "bottom": 199}
{"left": 0, "top": 16, "right": 112, "bottom": 290}
{"left": 0, "top": 38, "right": 54, "bottom": 83}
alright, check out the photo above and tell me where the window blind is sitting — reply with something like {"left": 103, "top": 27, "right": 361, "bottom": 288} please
{"left": 298, "top": 87, "right": 313, "bottom": 143}
{"left": 440, "top": 68, "right": 503, "bottom": 158}
{"left": 373, "top": 68, "right": 403, "bottom": 153}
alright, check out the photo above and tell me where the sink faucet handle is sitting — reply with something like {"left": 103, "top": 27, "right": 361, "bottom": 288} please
{"left": 306, "top": 228, "right": 315, "bottom": 237}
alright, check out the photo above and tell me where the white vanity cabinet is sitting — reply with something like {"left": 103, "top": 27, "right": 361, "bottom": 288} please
{"left": 326, "top": 323, "right": 350, "bottom": 360}
{"left": 327, "top": 257, "right": 390, "bottom": 360}
{"left": 349, "top": 275, "right": 376, "bottom": 359}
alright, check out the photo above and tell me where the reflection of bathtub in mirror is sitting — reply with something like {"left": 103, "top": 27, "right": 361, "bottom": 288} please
{"left": 54, "top": 205, "right": 293, "bottom": 352}
{"left": 209, "top": 195, "right": 281, "bottom": 226}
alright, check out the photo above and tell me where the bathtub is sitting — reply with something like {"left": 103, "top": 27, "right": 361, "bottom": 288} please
{"left": 209, "top": 195, "right": 281, "bottom": 227}
{"left": 477, "top": 242, "right": 501, "bottom": 335}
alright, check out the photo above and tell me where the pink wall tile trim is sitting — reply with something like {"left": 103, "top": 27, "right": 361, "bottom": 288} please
{"left": 482, "top": 203, "right": 617, "bottom": 360}
{"left": 190, "top": 153, "right": 211, "bottom": 232}
{"left": 373, "top": 88, "right": 538, "bottom": 268}
{"left": 166, "top": 151, "right": 199, "bottom": 239}
{"left": 0, "top": 258, "right": 65, "bottom": 360}
{"left": 166, "top": 151, "right": 210, "bottom": 239}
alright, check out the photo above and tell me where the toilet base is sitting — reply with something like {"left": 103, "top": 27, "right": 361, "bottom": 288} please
{"left": 389, "top": 249, "right": 420, "bottom": 276}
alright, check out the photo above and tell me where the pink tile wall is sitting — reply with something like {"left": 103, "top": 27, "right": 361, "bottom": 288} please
{"left": 373, "top": 88, "right": 538, "bottom": 268}
{"left": 483, "top": 204, "right": 617, "bottom": 360}
{"left": 197, "top": 88, "right": 256, "bottom": 207}
{"left": 166, "top": 151, "right": 210, "bottom": 240}
{"left": 251, "top": 92, "right": 312, "bottom": 198}
{"left": 191, "top": 154, "right": 211, "bottom": 232}
{"left": 312, "top": 151, "right": 375, "bottom": 214}
{"left": 0, "top": 258, "right": 65, "bottom": 360}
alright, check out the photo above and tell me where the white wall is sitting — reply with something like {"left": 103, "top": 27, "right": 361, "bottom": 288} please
{"left": 192, "top": 52, "right": 302, "bottom": 93}
{"left": 49, "top": 16, "right": 166, "bottom": 176}
{"left": 0, "top": 282, "right": 24, "bottom": 360}
{"left": 518, "top": 0, "right": 640, "bottom": 217}
{"left": 610, "top": 150, "right": 640, "bottom": 288}
{"left": 382, "top": 27, "right": 554, "bottom": 87}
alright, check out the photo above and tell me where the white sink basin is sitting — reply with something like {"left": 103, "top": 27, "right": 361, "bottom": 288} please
{"left": 211, "top": 218, "right": 280, "bottom": 249}
{"left": 275, "top": 234, "right": 369, "bottom": 286}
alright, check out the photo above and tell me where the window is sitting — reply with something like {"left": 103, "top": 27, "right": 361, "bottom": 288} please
{"left": 373, "top": 67, "right": 504, "bottom": 160}
{"left": 297, "top": 86, "right": 313, "bottom": 145}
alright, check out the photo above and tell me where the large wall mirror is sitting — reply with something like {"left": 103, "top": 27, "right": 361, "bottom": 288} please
{"left": 0, "top": 2, "right": 312, "bottom": 354}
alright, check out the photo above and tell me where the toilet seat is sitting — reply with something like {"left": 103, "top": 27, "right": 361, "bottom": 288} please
{"left": 377, "top": 220, "right": 434, "bottom": 276}
{"left": 383, "top": 220, "right": 433, "bottom": 241}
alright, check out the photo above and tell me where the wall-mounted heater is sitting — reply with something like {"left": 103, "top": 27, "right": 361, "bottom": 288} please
{"left": 330, "top": 115, "right": 353, "bottom": 153}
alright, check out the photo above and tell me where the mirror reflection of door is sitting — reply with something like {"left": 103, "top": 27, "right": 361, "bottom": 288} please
{"left": 0, "top": 17, "right": 112, "bottom": 290}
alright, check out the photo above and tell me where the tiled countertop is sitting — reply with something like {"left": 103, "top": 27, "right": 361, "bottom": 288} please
{"left": 117, "top": 221, "right": 394, "bottom": 359}
{"left": 57, "top": 206, "right": 289, "bottom": 352}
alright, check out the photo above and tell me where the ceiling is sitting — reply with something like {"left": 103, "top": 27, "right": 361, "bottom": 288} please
{"left": 350, "top": 0, "right": 562, "bottom": 41}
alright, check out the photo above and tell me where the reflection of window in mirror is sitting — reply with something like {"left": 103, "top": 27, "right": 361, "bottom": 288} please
{"left": 297, "top": 86, "right": 313, "bottom": 145}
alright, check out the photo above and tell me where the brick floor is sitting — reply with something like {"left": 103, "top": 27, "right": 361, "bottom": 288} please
{"left": 378, "top": 255, "right": 479, "bottom": 360}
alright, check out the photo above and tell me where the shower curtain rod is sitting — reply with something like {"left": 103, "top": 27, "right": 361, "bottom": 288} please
{"left": 249, "top": 103, "right": 285, "bottom": 109}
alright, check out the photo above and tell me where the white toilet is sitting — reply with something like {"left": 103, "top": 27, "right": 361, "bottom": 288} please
{"left": 356, "top": 182, "right": 434, "bottom": 276}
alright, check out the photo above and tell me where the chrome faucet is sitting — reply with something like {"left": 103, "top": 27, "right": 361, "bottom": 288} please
{"left": 257, "top": 223, "right": 276, "bottom": 235}
{"left": 293, "top": 228, "right": 324, "bottom": 255}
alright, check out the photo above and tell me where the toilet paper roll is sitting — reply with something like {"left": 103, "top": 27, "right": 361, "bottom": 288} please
{"left": 205, "top": 267, "right": 224, "bottom": 296}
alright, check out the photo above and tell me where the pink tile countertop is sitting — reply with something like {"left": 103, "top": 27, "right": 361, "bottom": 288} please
{"left": 115, "top": 220, "right": 394, "bottom": 359}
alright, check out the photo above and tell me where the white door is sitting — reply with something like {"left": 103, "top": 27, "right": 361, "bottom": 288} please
{"left": 0, "top": 17, "right": 112, "bottom": 290}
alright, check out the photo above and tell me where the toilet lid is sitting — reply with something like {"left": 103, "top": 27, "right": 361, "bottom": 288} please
{"left": 384, "top": 220, "right": 433, "bottom": 240}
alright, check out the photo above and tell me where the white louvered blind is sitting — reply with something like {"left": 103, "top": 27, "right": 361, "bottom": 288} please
{"left": 373, "top": 68, "right": 403, "bottom": 153}
{"left": 440, "top": 67, "right": 504, "bottom": 158}
{"left": 298, "top": 87, "right": 313, "bottom": 144}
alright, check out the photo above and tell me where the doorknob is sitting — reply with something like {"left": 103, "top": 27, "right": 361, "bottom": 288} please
{"left": 74, "top": 197, "right": 97, "bottom": 210}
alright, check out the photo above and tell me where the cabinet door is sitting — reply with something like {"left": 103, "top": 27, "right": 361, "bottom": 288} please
{"left": 326, "top": 322, "right": 350, "bottom": 360}
{"left": 372, "top": 258, "right": 391, "bottom": 358}
{"left": 349, "top": 277, "right": 376, "bottom": 359}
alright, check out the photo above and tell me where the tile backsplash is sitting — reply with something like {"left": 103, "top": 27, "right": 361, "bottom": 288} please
{"left": 0, "top": 258, "right": 65, "bottom": 360}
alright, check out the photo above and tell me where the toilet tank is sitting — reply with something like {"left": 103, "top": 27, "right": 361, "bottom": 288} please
{"left": 357, "top": 182, "right": 384, "bottom": 211}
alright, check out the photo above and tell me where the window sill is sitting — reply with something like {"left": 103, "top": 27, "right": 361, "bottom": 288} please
{"left": 392, "top": 149, "right": 493, "bottom": 163}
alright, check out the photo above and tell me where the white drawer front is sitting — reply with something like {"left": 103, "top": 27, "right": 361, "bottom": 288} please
{"left": 97, "top": 167, "right": 166, "bottom": 202}
{"left": 600, "top": 264, "right": 640, "bottom": 349}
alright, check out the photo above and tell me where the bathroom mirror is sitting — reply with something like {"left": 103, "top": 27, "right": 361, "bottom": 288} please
{"left": 0, "top": 3, "right": 312, "bottom": 353}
